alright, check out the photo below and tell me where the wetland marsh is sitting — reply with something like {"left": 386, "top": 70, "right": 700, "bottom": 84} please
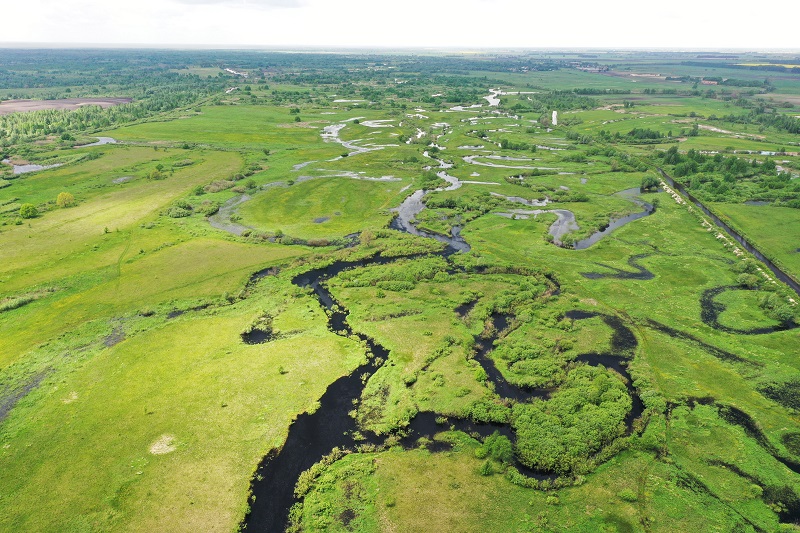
{"left": 0, "top": 49, "right": 799, "bottom": 533}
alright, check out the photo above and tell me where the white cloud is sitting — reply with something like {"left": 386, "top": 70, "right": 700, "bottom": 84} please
{"left": 0, "top": 0, "right": 798, "bottom": 49}
{"left": 170, "top": 0, "right": 307, "bottom": 6}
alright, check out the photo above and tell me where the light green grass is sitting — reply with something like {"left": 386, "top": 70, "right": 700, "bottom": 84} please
{"left": 239, "top": 177, "right": 407, "bottom": 239}
{"left": 106, "top": 105, "right": 331, "bottom": 149}
{"left": 0, "top": 277, "right": 365, "bottom": 532}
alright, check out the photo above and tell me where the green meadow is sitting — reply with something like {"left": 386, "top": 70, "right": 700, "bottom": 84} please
{"left": 238, "top": 177, "right": 407, "bottom": 239}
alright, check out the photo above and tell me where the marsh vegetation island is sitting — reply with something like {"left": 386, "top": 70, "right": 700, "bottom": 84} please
{"left": 0, "top": 48, "right": 799, "bottom": 533}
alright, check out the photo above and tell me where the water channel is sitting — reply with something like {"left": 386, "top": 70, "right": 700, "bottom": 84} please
{"left": 241, "top": 181, "right": 645, "bottom": 532}
{"left": 237, "top": 114, "right": 795, "bottom": 531}
{"left": 236, "top": 116, "right": 799, "bottom": 530}
{"left": 659, "top": 168, "right": 800, "bottom": 297}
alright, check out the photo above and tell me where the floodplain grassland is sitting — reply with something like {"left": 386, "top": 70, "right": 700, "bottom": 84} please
{"left": 1, "top": 49, "right": 800, "bottom": 533}
{"left": 0, "top": 276, "right": 367, "bottom": 532}
{"left": 238, "top": 177, "right": 407, "bottom": 239}
{"left": 464, "top": 183, "right": 798, "bottom": 413}
{"left": 302, "top": 446, "right": 764, "bottom": 532}
{"left": 711, "top": 203, "right": 800, "bottom": 283}
{"left": 0, "top": 148, "right": 288, "bottom": 364}
{"left": 106, "top": 105, "right": 329, "bottom": 149}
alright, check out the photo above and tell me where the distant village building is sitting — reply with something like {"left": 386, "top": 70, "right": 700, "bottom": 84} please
{"left": 570, "top": 62, "right": 609, "bottom": 73}
{"left": 552, "top": 111, "right": 558, "bottom": 126}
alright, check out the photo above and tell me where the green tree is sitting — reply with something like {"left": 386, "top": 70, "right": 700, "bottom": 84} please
{"left": 56, "top": 191, "right": 76, "bottom": 208}
{"left": 360, "top": 229, "right": 375, "bottom": 246}
{"left": 640, "top": 175, "right": 660, "bottom": 191}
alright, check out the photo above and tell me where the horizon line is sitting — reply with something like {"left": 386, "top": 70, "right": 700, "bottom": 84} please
{"left": 1, "top": 43, "right": 800, "bottom": 54}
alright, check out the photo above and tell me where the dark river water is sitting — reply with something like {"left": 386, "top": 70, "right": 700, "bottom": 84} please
{"left": 241, "top": 185, "right": 645, "bottom": 531}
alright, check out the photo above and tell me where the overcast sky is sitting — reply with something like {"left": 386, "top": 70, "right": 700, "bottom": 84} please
{"left": 2, "top": 0, "right": 798, "bottom": 50}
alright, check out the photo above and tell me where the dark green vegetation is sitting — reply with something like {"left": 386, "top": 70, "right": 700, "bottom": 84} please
{"left": 1, "top": 49, "right": 799, "bottom": 532}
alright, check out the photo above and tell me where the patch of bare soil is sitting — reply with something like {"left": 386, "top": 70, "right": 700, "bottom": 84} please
{"left": 0, "top": 98, "right": 132, "bottom": 115}
{"left": 603, "top": 71, "right": 666, "bottom": 82}
{"left": 339, "top": 508, "right": 356, "bottom": 529}
{"left": 0, "top": 371, "right": 49, "bottom": 422}
{"left": 698, "top": 124, "right": 734, "bottom": 134}
{"left": 62, "top": 391, "right": 78, "bottom": 404}
{"left": 3, "top": 156, "right": 30, "bottom": 165}
{"left": 149, "top": 434, "right": 176, "bottom": 455}
{"left": 104, "top": 326, "right": 126, "bottom": 347}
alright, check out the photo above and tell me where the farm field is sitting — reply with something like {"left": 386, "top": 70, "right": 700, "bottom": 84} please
{"left": 0, "top": 49, "right": 799, "bottom": 533}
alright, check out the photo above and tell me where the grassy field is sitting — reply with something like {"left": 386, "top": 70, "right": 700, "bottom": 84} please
{"left": 0, "top": 276, "right": 366, "bottom": 531}
{"left": 239, "top": 176, "right": 408, "bottom": 239}
{"left": 106, "top": 106, "right": 332, "bottom": 150}
{"left": 302, "top": 442, "right": 772, "bottom": 532}
{"left": 711, "top": 203, "right": 800, "bottom": 283}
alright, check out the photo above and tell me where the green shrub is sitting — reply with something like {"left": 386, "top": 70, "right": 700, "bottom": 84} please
{"left": 512, "top": 365, "right": 631, "bottom": 475}
{"left": 19, "top": 203, "right": 38, "bottom": 219}
{"left": 466, "top": 398, "right": 511, "bottom": 424}
{"left": 165, "top": 206, "right": 192, "bottom": 218}
{"left": 476, "top": 431, "right": 514, "bottom": 464}
{"left": 736, "top": 273, "right": 760, "bottom": 289}
{"left": 195, "top": 201, "right": 221, "bottom": 216}
{"left": 641, "top": 175, "right": 660, "bottom": 191}
{"left": 376, "top": 280, "right": 415, "bottom": 292}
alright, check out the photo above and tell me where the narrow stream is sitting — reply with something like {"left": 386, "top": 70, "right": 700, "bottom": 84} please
{"left": 2, "top": 159, "right": 62, "bottom": 175}
{"left": 495, "top": 187, "right": 654, "bottom": 248}
{"left": 241, "top": 104, "right": 653, "bottom": 531}
{"left": 75, "top": 136, "right": 117, "bottom": 148}
{"left": 580, "top": 253, "right": 655, "bottom": 280}
{"left": 207, "top": 194, "right": 252, "bottom": 236}
{"left": 243, "top": 276, "right": 390, "bottom": 529}
{"left": 242, "top": 198, "right": 644, "bottom": 530}
{"left": 573, "top": 188, "right": 654, "bottom": 249}
{"left": 389, "top": 151, "right": 471, "bottom": 253}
